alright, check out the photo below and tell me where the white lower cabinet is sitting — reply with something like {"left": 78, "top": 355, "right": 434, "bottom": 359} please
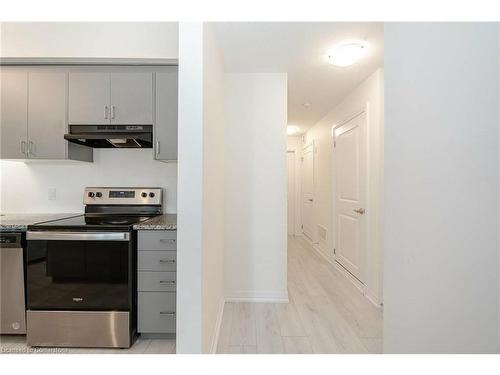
{"left": 138, "top": 292, "right": 176, "bottom": 334}
{"left": 137, "top": 230, "right": 177, "bottom": 334}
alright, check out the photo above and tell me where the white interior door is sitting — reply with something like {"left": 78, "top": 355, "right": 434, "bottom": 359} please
{"left": 301, "top": 143, "right": 314, "bottom": 240}
{"left": 287, "top": 151, "right": 295, "bottom": 236}
{"left": 334, "top": 112, "right": 367, "bottom": 283}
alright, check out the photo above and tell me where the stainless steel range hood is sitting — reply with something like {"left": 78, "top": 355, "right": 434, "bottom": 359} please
{"left": 64, "top": 125, "right": 153, "bottom": 148}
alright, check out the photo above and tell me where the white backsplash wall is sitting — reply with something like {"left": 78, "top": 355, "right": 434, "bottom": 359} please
{"left": 0, "top": 149, "right": 177, "bottom": 214}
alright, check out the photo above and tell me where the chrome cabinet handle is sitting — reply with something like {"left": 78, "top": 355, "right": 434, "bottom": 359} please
{"left": 104, "top": 105, "right": 109, "bottom": 119}
{"left": 28, "top": 141, "right": 35, "bottom": 155}
{"left": 353, "top": 208, "right": 365, "bottom": 215}
{"left": 159, "top": 259, "right": 176, "bottom": 264}
{"left": 20, "top": 140, "right": 27, "bottom": 155}
{"left": 27, "top": 231, "right": 130, "bottom": 241}
{"left": 156, "top": 140, "right": 160, "bottom": 155}
{"left": 159, "top": 312, "right": 176, "bottom": 316}
{"left": 111, "top": 105, "right": 115, "bottom": 119}
{"left": 159, "top": 238, "right": 176, "bottom": 243}
{"left": 159, "top": 280, "right": 176, "bottom": 285}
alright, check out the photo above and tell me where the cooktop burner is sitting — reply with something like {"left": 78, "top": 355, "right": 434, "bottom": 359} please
{"left": 28, "top": 187, "right": 163, "bottom": 232}
{"left": 30, "top": 214, "right": 156, "bottom": 231}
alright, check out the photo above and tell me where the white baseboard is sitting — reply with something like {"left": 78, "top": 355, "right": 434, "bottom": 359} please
{"left": 209, "top": 298, "right": 226, "bottom": 354}
{"left": 224, "top": 290, "right": 289, "bottom": 303}
{"left": 333, "top": 260, "right": 365, "bottom": 293}
{"left": 211, "top": 291, "right": 289, "bottom": 351}
{"left": 307, "top": 239, "right": 383, "bottom": 309}
{"left": 366, "top": 290, "right": 383, "bottom": 309}
{"left": 312, "top": 242, "right": 334, "bottom": 264}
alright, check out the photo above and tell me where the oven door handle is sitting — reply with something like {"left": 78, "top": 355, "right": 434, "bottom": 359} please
{"left": 27, "top": 231, "right": 130, "bottom": 241}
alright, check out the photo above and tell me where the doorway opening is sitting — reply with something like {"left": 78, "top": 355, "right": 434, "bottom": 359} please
{"left": 285, "top": 26, "right": 384, "bottom": 353}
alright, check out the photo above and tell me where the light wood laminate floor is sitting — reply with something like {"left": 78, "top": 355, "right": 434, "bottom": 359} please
{"left": 216, "top": 236, "right": 383, "bottom": 354}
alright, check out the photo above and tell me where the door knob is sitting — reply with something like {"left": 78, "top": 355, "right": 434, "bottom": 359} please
{"left": 308, "top": 199, "right": 313, "bottom": 202}
{"left": 353, "top": 208, "right": 365, "bottom": 215}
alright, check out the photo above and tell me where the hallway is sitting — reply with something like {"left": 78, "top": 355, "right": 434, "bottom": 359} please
{"left": 216, "top": 236, "right": 383, "bottom": 353}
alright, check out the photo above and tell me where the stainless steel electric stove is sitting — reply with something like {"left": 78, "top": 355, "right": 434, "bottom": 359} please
{"left": 25, "top": 187, "right": 162, "bottom": 348}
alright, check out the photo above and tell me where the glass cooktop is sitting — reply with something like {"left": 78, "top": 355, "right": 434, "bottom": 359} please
{"left": 29, "top": 214, "right": 155, "bottom": 231}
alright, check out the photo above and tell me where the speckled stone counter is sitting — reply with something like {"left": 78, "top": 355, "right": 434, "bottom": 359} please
{"left": 133, "top": 214, "right": 177, "bottom": 230}
{"left": 0, "top": 213, "right": 82, "bottom": 232}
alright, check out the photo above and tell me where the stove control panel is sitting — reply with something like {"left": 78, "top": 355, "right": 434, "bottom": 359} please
{"left": 84, "top": 187, "right": 162, "bottom": 206}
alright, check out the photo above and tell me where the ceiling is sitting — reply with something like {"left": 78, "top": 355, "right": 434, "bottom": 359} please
{"left": 213, "top": 22, "right": 383, "bottom": 133}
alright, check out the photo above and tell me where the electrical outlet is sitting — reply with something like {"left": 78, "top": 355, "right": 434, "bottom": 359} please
{"left": 48, "top": 188, "right": 56, "bottom": 201}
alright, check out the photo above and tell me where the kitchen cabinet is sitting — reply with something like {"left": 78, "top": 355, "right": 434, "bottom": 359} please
{"left": 68, "top": 72, "right": 110, "bottom": 125}
{"left": 0, "top": 67, "right": 92, "bottom": 161}
{"left": 137, "top": 230, "right": 177, "bottom": 334}
{"left": 1, "top": 64, "right": 177, "bottom": 162}
{"left": 154, "top": 67, "right": 178, "bottom": 161}
{"left": 0, "top": 70, "right": 28, "bottom": 159}
{"left": 28, "top": 71, "right": 67, "bottom": 159}
{"left": 110, "top": 72, "right": 153, "bottom": 125}
{"left": 68, "top": 70, "right": 153, "bottom": 125}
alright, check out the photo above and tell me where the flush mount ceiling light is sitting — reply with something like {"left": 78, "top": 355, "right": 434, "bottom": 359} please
{"left": 287, "top": 126, "right": 300, "bottom": 135}
{"left": 327, "top": 42, "right": 367, "bottom": 67}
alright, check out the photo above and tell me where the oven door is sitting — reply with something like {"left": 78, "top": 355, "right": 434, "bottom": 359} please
{"left": 26, "top": 231, "right": 134, "bottom": 311}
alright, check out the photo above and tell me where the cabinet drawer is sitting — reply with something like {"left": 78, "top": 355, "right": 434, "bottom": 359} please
{"left": 138, "top": 251, "right": 176, "bottom": 271}
{"left": 138, "top": 231, "right": 177, "bottom": 251}
{"left": 138, "top": 292, "right": 176, "bottom": 333}
{"left": 138, "top": 271, "right": 176, "bottom": 292}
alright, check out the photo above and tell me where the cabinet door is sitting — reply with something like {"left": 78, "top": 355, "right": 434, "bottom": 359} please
{"left": 68, "top": 72, "right": 110, "bottom": 124}
{"left": 154, "top": 68, "right": 178, "bottom": 160}
{"left": 0, "top": 69, "right": 28, "bottom": 159}
{"left": 28, "top": 71, "right": 67, "bottom": 159}
{"left": 110, "top": 72, "right": 153, "bottom": 125}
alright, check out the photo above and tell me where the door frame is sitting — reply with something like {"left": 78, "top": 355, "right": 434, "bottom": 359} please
{"left": 300, "top": 141, "right": 315, "bottom": 241}
{"left": 287, "top": 150, "right": 296, "bottom": 236}
{"left": 331, "top": 106, "right": 369, "bottom": 293}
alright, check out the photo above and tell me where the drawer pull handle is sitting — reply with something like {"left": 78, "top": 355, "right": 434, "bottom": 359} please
{"left": 159, "top": 239, "right": 176, "bottom": 243}
{"left": 159, "top": 280, "right": 176, "bottom": 285}
{"left": 159, "top": 259, "right": 176, "bottom": 264}
{"left": 159, "top": 312, "right": 176, "bottom": 317}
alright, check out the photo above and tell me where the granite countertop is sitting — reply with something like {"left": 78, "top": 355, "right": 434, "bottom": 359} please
{"left": 133, "top": 214, "right": 177, "bottom": 230}
{"left": 0, "top": 213, "right": 82, "bottom": 232}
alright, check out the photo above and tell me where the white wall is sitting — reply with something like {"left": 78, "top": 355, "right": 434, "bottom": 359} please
{"left": 384, "top": 23, "right": 500, "bottom": 353}
{"left": 201, "top": 23, "right": 226, "bottom": 353}
{"left": 303, "top": 69, "right": 384, "bottom": 305}
{"left": 176, "top": 22, "right": 203, "bottom": 353}
{"left": 0, "top": 150, "right": 177, "bottom": 213}
{"left": 0, "top": 22, "right": 178, "bottom": 58}
{"left": 0, "top": 22, "right": 180, "bottom": 214}
{"left": 224, "top": 73, "right": 288, "bottom": 302}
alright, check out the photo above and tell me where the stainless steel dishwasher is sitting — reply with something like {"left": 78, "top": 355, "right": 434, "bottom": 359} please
{"left": 0, "top": 232, "right": 26, "bottom": 334}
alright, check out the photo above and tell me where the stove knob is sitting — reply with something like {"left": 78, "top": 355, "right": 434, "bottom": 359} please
{"left": 141, "top": 192, "right": 147, "bottom": 198}
{"left": 96, "top": 192, "right": 102, "bottom": 198}
{"left": 149, "top": 192, "right": 155, "bottom": 198}
{"left": 88, "top": 192, "right": 95, "bottom": 198}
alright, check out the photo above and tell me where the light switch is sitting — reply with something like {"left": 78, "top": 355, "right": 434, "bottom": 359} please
{"left": 48, "top": 188, "right": 56, "bottom": 201}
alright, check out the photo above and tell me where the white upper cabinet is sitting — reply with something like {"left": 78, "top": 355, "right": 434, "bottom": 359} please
{"left": 68, "top": 69, "right": 153, "bottom": 125}
{"left": 68, "top": 72, "right": 111, "bottom": 124}
{"left": 110, "top": 72, "right": 153, "bottom": 125}
{"left": 0, "top": 69, "right": 28, "bottom": 159}
{"left": 28, "top": 71, "right": 67, "bottom": 159}
{"left": 154, "top": 67, "right": 178, "bottom": 161}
